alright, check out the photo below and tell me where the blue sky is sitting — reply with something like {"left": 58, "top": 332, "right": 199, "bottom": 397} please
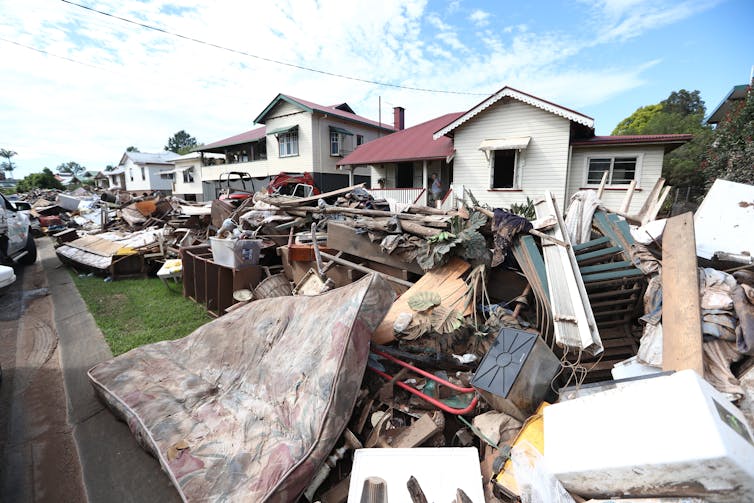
{"left": 0, "top": 0, "right": 751, "bottom": 178}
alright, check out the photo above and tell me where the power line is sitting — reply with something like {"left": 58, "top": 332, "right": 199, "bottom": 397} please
{"left": 59, "top": 0, "right": 491, "bottom": 97}
{"left": 0, "top": 36, "right": 102, "bottom": 70}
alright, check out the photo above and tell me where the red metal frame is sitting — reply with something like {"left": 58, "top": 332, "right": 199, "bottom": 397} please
{"left": 369, "top": 349, "right": 479, "bottom": 415}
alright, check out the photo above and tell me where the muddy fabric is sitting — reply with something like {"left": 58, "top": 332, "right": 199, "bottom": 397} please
{"left": 491, "top": 209, "right": 532, "bottom": 267}
{"left": 89, "top": 275, "right": 394, "bottom": 502}
{"left": 564, "top": 190, "right": 603, "bottom": 245}
{"left": 733, "top": 284, "right": 754, "bottom": 355}
{"left": 703, "top": 339, "right": 746, "bottom": 400}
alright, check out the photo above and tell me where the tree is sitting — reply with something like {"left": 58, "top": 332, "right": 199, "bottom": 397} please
{"left": 611, "top": 89, "right": 712, "bottom": 189}
{"left": 57, "top": 161, "right": 85, "bottom": 176}
{"left": 702, "top": 85, "right": 754, "bottom": 186}
{"left": 16, "top": 168, "right": 65, "bottom": 192}
{"left": 126, "top": 146, "right": 140, "bottom": 152}
{"left": 661, "top": 89, "right": 705, "bottom": 116}
{"left": 0, "top": 148, "right": 17, "bottom": 178}
{"left": 164, "top": 130, "right": 198, "bottom": 154}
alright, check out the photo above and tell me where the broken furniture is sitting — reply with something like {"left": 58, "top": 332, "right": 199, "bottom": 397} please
{"left": 88, "top": 275, "right": 394, "bottom": 502}
{"left": 181, "top": 244, "right": 261, "bottom": 316}
{"left": 545, "top": 370, "right": 754, "bottom": 501}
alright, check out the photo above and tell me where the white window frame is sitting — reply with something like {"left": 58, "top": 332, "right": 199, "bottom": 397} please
{"left": 356, "top": 134, "right": 364, "bottom": 146}
{"left": 140, "top": 166, "right": 145, "bottom": 180}
{"left": 183, "top": 167, "right": 194, "bottom": 184}
{"left": 278, "top": 131, "right": 299, "bottom": 157}
{"left": 584, "top": 153, "right": 643, "bottom": 187}
{"left": 489, "top": 149, "right": 519, "bottom": 189}
{"left": 330, "top": 130, "right": 342, "bottom": 156}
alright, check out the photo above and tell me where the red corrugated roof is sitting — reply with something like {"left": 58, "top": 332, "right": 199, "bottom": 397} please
{"left": 272, "top": 94, "right": 395, "bottom": 131}
{"left": 337, "top": 112, "right": 465, "bottom": 166}
{"left": 571, "top": 134, "right": 693, "bottom": 146}
{"left": 200, "top": 126, "right": 266, "bottom": 151}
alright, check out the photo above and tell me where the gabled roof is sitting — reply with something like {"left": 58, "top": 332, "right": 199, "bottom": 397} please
{"left": 198, "top": 126, "right": 267, "bottom": 152}
{"left": 706, "top": 84, "right": 749, "bottom": 125}
{"left": 120, "top": 151, "right": 175, "bottom": 166}
{"left": 433, "top": 86, "right": 594, "bottom": 139}
{"left": 254, "top": 94, "right": 395, "bottom": 132}
{"left": 337, "top": 112, "right": 464, "bottom": 166}
{"left": 571, "top": 134, "right": 693, "bottom": 153}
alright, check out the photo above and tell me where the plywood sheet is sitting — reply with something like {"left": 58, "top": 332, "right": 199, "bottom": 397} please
{"left": 372, "top": 257, "right": 470, "bottom": 344}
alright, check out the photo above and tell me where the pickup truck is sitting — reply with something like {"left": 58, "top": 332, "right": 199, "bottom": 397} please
{"left": 0, "top": 192, "right": 37, "bottom": 266}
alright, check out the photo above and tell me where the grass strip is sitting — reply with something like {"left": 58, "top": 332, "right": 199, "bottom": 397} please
{"left": 71, "top": 272, "right": 211, "bottom": 356}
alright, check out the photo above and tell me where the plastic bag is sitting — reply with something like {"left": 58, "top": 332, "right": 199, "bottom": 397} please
{"left": 511, "top": 441, "right": 575, "bottom": 503}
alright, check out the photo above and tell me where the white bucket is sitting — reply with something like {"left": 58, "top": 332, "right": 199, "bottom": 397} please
{"left": 209, "top": 237, "right": 261, "bottom": 269}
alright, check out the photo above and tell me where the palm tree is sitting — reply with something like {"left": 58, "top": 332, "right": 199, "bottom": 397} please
{"left": 0, "top": 148, "right": 17, "bottom": 178}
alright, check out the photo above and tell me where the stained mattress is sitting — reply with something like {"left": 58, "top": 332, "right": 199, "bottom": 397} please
{"left": 89, "top": 274, "right": 394, "bottom": 501}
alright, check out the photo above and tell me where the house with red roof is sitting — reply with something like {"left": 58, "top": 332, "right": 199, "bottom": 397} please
{"left": 339, "top": 86, "right": 692, "bottom": 213}
{"left": 188, "top": 94, "right": 395, "bottom": 200}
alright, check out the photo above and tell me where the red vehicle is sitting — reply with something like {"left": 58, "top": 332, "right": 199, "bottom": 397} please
{"left": 267, "top": 172, "right": 320, "bottom": 197}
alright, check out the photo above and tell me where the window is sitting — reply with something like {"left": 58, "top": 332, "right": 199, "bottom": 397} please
{"left": 253, "top": 140, "right": 267, "bottom": 161}
{"left": 491, "top": 149, "right": 517, "bottom": 188}
{"left": 587, "top": 156, "right": 637, "bottom": 185}
{"left": 278, "top": 131, "right": 298, "bottom": 157}
{"left": 183, "top": 167, "right": 194, "bottom": 183}
{"left": 330, "top": 131, "right": 342, "bottom": 156}
{"left": 356, "top": 134, "right": 364, "bottom": 146}
{"left": 129, "top": 169, "right": 133, "bottom": 182}
{"left": 140, "top": 167, "right": 145, "bottom": 180}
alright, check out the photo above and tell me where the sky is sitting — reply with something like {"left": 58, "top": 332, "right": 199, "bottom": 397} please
{"left": 0, "top": 0, "right": 752, "bottom": 179}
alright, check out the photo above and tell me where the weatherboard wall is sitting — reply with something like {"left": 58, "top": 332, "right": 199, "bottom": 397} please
{"left": 451, "top": 98, "right": 571, "bottom": 208}
{"left": 569, "top": 145, "right": 665, "bottom": 214}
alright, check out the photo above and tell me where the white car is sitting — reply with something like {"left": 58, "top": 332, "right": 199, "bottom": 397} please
{"left": 0, "top": 264, "right": 15, "bottom": 291}
{"left": 0, "top": 192, "right": 37, "bottom": 266}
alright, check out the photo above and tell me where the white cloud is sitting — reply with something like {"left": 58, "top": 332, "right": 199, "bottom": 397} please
{"left": 468, "top": 9, "right": 490, "bottom": 27}
{"left": 0, "top": 0, "right": 717, "bottom": 176}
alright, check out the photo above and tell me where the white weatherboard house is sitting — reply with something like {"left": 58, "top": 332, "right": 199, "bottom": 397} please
{"left": 116, "top": 151, "right": 176, "bottom": 195}
{"left": 340, "top": 86, "right": 691, "bottom": 213}
{"left": 195, "top": 94, "right": 396, "bottom": 199}
{"left": 160, "top": 151, "right": 225, "bottom": 202}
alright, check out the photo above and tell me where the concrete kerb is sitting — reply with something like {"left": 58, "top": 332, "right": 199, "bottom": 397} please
{"left": 40, "top": 238, "right": 180, "bottom": 502}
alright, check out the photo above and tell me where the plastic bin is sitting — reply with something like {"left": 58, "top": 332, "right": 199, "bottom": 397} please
{"left": 209, "top": 237, "right": 260, "bottom": 269}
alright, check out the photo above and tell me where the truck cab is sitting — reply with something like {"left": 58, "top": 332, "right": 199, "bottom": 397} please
{"left": 0, "top": 192, "right": 36, "bottom": 265}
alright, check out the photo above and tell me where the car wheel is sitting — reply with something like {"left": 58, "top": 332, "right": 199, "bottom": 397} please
{"left": 19, "top": 231, "right": 37, "bottom": 265}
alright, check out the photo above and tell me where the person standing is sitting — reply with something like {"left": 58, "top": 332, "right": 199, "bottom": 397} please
{"left": 430, "top": 173, "right": 443, "bottom": 205}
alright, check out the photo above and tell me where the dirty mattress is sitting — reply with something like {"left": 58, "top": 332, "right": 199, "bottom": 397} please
{"left": 89, "top": 274, "right": 393, "bottom": 502}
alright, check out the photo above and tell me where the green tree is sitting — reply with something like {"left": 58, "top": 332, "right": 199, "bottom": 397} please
{"left": 702, "top": 85, "right": 754, "bottom": 186}
{"left": 16, "top": 168, "right": 65, "bottom": 192}
{"left": 164, "top": 130, "right": 198, "bottom": 154}
{"left": 611, "top": 90, "right": 712, "bottom": 189}
{"left": 126, "top": 146, "right": 140, "bottom": 152}
{"left": 57, "top": 161, "right": 85, "bottom": 176}
{"left": 612, "top": 104, "right": 663, "bottom": 135}
{"left": 0, "top": 148, "right": 17, "bottom": 178}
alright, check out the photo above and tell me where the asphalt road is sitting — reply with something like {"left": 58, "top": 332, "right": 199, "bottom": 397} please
{"left": 0, "top": 238, "right": 180, "bottom": 503}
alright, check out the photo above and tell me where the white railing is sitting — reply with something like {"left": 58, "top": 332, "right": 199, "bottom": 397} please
{"left": 370, "top": 187, "right": 426, "bottom": 205}
{"left": 438, "top": 188, "right": 456, "bottom": 211}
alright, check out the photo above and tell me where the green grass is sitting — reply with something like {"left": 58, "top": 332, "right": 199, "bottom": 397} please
{"left": 71, "top": 273, "right": 211, "bottom": 356}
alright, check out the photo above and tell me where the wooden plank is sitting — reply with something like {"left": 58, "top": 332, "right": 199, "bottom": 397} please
{"left": 327, "top": 221, "right": 423, "bottom": 274}
{"left": 662, "top": 212, "right": 703, "bottom": 375}
{"left": 262, "top": 183, "right": 365, "bottom": 207}
{"left": 579, "top": 260, "right": 633, "bottom": 274}
{"left": 619, "top": 179, "right": 637, "bottom": 213}
{"left": 572, "top": 236, "right": 610, "bottom": 253}
{"left": 391, "top": 414, "right": 441, "bottom": 448}
{"left": 534, "top": 192, "right": 602, "bottom": 355}
{"left": 581, "top": 268, "right": 643, "bottom": 283}
{"left": 575, "top": 246, "right": 623, "bottom": 263}
{"left": 372, "top": 257, "right": 471, "bottom": 344}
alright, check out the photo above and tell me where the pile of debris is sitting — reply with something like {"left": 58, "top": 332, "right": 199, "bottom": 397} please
{"left": 53, "top": 176, "right": 754, "bottom": 501}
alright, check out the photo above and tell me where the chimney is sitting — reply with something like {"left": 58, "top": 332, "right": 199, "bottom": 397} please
{"left": 393, "top": 106, "right": 405, "bottom": 131}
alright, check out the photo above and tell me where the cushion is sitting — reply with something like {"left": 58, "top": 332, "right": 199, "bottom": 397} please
{"left": 89, "top": 274, "right": 393, "bottom": 501}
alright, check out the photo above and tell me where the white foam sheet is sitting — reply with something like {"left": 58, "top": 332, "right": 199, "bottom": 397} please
{"left": 694, "top": 179, "right": 754, "bottom": 260}
{"left": 348, "top": 447, "right": 485, "bottom": 502}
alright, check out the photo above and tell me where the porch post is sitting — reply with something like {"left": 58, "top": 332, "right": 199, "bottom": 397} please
{"left": 422, "top": 160, "right": 428, "bottom": 206}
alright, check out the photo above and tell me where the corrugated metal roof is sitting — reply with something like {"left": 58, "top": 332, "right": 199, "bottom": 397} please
{"left": 125, "top": 152, "right": 175, "bottom": 165}
{"left": 571, "top": 134, "right": 693, "bottom": 146}
{"left": 255, "top": 94, "right": 395, "bottom": 132}
{"left": 199, "top": 126, "right": 267, "bottom": 151}
{"left": 337, "top": 112, "right": 464, "bottom": 166}
{"left": 706, "top": 84, "right": 749, "bottom": 124}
